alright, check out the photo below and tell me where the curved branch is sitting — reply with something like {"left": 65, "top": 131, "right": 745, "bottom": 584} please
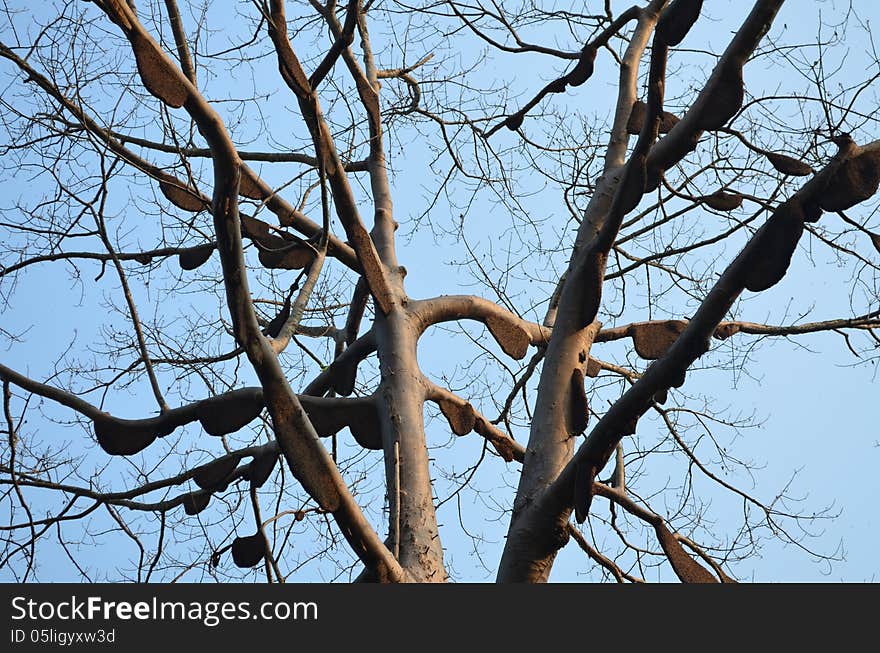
{"left": 410, "top": 294, "right": 551, "bottom": 357}
{"left": 483, "top": 5, "right": 642, "bottom": 136}
{"left": 592, "top": 483, "right": 720, "bottom": 583}
{"left": 567, "top": 523, "right": 644, "bottom": 583}
{"left": 549, "top": 138, "right": 880, "bottom": 529}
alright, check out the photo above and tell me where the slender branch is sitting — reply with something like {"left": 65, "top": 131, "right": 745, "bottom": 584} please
{"left": 567, "top": 523, "right": 644, "bottom": 583}
{"left": 485, "top": 5, "right": 642, "bottom": 136}
{"left": 264, "top": 0, "right": 397, "bottom": 314}
{"left": 162, "top": 0, "right": 196, "bottom": 84}
{"left": 594, "top": 314, "right": 880, "bottom": 346}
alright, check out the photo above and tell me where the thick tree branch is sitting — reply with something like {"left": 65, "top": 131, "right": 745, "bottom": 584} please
{"left": 410, "top": 294, "right": 551, "bottom": 356}
{"left": 424, "top": 381, "right": 525, "bottom": 463}
{"left": 513, "top": 139, "right": 880, "bottom": 572}
{"left": 499, "top": 0, "right": 668, "bottom": 583}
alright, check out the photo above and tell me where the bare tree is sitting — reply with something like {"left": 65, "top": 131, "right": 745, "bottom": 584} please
{"left": 1, "top": 0, "right": 878, "bottom": 583}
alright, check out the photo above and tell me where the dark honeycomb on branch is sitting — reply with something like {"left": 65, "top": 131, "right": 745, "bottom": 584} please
{"left": 193, "top": 455, "right": 240, "bottom": 490}
{"left": 130, "top": 31, "right": 188, "bottom": 108}
{"left": 485, "top": 315, "right": 530, "bottom": 360}
{"left": 629, "top": 320, "right": 688, "bottom": 360}
{"left": 159, "top": 180, "right": 207, "bottom": 212}
{"left": 766, "top": 152, "right": 813, "bottom": 177}
{"left": 743, "top": 200, "right": 805, "bottom": 292}
{"left": 656, "top": 0, "right": 703, "bottom": 47}
{"left": 197, "top": 391, "right": 264, "bottom": 437}
{"left": 702, "top": 190, "right": 744, "bottom": 211}
{"left": 820, "top": 149, "right": 880, "bottom": 212}
{"left": 231, "top": 533, "right": 266, "bottom": 568}
{"left": 178, "top": 243, "right": 215, "bottom": 270}
{"left": 437, "top": 398, "right": 477, "bottom": 436}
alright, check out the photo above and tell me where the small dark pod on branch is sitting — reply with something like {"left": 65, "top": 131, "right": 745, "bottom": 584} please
{"left": 257, "top": 243, "right": 315, "bottom": 270}
{"left": 659, "top": 111, "right": 680, "bottom": 133}
{"left": 192, "top": 455, "right": 240, "bottom": 490}
{"left": 178, "top": 243, "right": 215, "bottom": 271}
{"left": 263, "top": 295, "right": 291, "bottom": 338}
{"left": 196, "top": 390, "right": 264, "bottom": 436}
{"left": 698, "top": 64, "right": 743, "bottom": 130}
{"left": 565, "top": 45, "right": 597, "bottom": 87}
{"left": 629, "top": 320, "right": 688, "bottom": 360}
{"left": 437, "top": 398, "right": 477, "bottom": 436}
{"left": 702, "top": 190, "right": 743, "bottom": 211}
{"left": 159, "top": 180, "right": 206, "bottom": 212}
{"left": 133, "top": 253, "right": 153, "bottom": 265}
{"left": 484, "top": 314, "right": 530, "bottom": 360}
{"left": 743, "top": 200, "right": 805, "bottom": 292}
{"left": 129, "top": 31, "right": 189, "bottom": 108}
{"left": 820, "top": 149, "right": 880, "bottom": 212}
{"left": 504, "top": 112, "right": 524, "bottom": 132}
{"left": 656, "top": 0, "right": 704, "bottom": 47}
{"left": 568, "top": 368, "right": 589, "bottom": 436}
{"left": 713, "top": 323, "right": 741, "bottom": 340}
{"left": 766, "top": 152, "right": 813, "bottom": 177}
{"left": 245, "top": 450, "right": 277, "bottom": 489}
{"left": 627, "top": 101, "right": 678, "bottom": 135}
{"left": 231, "top": 533, "right": 266, "bottom": 568}
{"left": 183, "top": 491, "right": 211, "bottom": 516}
{"left": 626, "top": 100, "right": 647, "bottom": 135}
